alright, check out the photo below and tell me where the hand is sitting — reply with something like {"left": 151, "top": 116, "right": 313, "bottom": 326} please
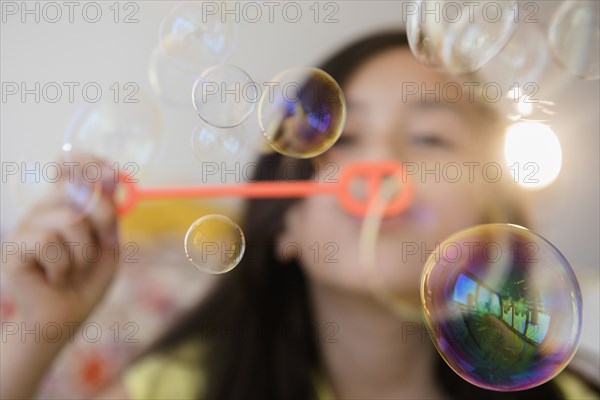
{"left": 1, "top": 157, "right": 122, "bottom": 399}
{"left": 2, "top": 156, "right": 119, "bottom": 327}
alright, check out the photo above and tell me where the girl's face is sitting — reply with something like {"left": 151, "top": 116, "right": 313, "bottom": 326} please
{"left": 278, "top": 48, "right": 498, "bottom": 307}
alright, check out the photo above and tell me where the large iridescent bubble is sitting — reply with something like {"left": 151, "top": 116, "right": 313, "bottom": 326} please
{"left": 421, "top": 224, "right": 582, "bottom": 391}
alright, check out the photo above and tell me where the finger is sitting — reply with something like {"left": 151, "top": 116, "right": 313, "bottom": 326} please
{"left": 59, "top": 154, "right": 117, "bottom": 197}
{"left": 87, "top": 193, "right": 118, "bottom": 246}
{"left": 35, "top": 177, "right": 100, "bottom": 226}
{"left": 17, "top": 206, "right": 96, "bottom": 284}
{"left": 55, "top": 214, "right": 96, "bottom": 272}
{"left": 39, "top": 157, "right": 118, "bottom": 239}
{"left": 60, "top": 152, "right": 108, "bottom": 180}
{"left": 78, "top": 158, "right": 119, "bottom": 244}
{"left": 77, "top": 247, "right": 118, "bottom": 311}
{"left": 76, "top": 224, "right": 119, "bottom": 311}
{"left": 35, "top": 230, "right": 72, "bottom": 287}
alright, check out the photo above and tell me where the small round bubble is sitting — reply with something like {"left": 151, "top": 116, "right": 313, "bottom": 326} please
{"left": 148, "top": 45, "right": 198, "bottom": 109}
{"left": 191, "top": 122, "right": 247, "bottom": 160}
{"left": 420, "top": 224, "right": 582, "bottom": 391}
{"left": 158, "top": 3, "right": 238, "bottom": 71}
{"left": 480, "top": 23, "right": 549, "bottom": 92}
{"left": 548, "top": 1, "right": 600, "bottom": 80}
{"left": 184, "top": 214, "right": 245, "bottom": 274}
{"left": 258, "top": 67, "right": 346, "bottom": 159}
{"left": 192, "top": 64, "right": 258, "bottom": 128}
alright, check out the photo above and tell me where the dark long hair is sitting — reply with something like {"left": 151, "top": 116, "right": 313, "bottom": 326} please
{"left": 152, "top": 31, "right": 581, "bottom": 400}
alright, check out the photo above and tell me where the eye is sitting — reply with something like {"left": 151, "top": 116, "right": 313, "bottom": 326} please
{"left": 410, "top": 132, "right": 452, "bottom": 148}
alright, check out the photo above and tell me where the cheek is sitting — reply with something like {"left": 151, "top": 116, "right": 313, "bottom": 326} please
{"left": 419, "top": 178, "right": 488, "bottom": 235}
{"left": 289, "top": 195, "right": 370, "bottom": 291}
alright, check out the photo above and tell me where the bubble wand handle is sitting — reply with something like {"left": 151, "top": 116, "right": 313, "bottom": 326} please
{"left": 116, "top": 160, "right": 414, "bottom": 218}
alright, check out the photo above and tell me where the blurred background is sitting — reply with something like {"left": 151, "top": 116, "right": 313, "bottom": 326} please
{"left": 1, "top": 1, "right": 598, "bottom": 397}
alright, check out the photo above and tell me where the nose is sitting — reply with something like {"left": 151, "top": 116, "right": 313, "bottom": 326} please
{"left": 358, "top": 119, "right": 404, "bottom": 162}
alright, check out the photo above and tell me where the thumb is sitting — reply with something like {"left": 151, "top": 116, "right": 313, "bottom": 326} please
{"left": 97, "top": 160, "right": 118, "bottom": 200}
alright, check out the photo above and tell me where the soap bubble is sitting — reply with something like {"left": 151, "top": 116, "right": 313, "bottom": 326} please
{"left": 184, "top": 214, "right": 245, "bottom": 274}
{"left": 63, "top": 91, "right": 163, "bottom": 167}
{"left": 406, "top": 0, "right": 518, "bottom": 73}
{"left": 548, "top": 1, "right": 600, "bottom": 80}
{"left": 421, "top": 224, "right": 582, "bottom": 391}
{"left": 159, "top": 2, "right": 238, "bottom": 71}
{"left": 480, "top": 23, "right": 549, "bottom": 91}
{"left": 191, "top": 122, "right": 247, "bottom": 160}
{"left": 192, "top": 64, "right": 258, "bottom": 128}
{"left": 8, "top": 156, "right": 102, "bottom": 224}
{"left": 148, "top": 45, "right": 198, "bottom": 108}
{"left": 258, "top": 67, "right": 346, "bottom": 158}
{"left": 504, "top": 86, "right": 556, "bottom": 123}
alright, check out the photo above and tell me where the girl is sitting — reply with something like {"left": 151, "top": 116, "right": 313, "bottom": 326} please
{"left": 2, "top": 31, "right": 598, "bottom": 400}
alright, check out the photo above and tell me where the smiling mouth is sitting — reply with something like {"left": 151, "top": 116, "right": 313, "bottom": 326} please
{"left": 379, "top": 207, "right": 416, "bottom": 228}
{"left": 350, "top": 203, "right": 435, "bottom": 232}
{"left": 346, "top": 203, "right": 415, "bottom": 227}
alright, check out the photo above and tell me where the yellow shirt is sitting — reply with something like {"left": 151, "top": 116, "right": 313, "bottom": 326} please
{"left": 123, "top": 348, "right": 335, "bottom": 400}
{"left": 123, "top": 349, "right": 598, "bottom": 400}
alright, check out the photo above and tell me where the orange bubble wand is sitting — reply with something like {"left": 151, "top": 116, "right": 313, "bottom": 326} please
{"left": 117, "top": 160, "right": 414, "bottom": 218}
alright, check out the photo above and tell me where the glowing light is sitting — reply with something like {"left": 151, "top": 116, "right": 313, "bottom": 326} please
{"left": 504, "top": 122, "right": 562, "bottom": 189}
